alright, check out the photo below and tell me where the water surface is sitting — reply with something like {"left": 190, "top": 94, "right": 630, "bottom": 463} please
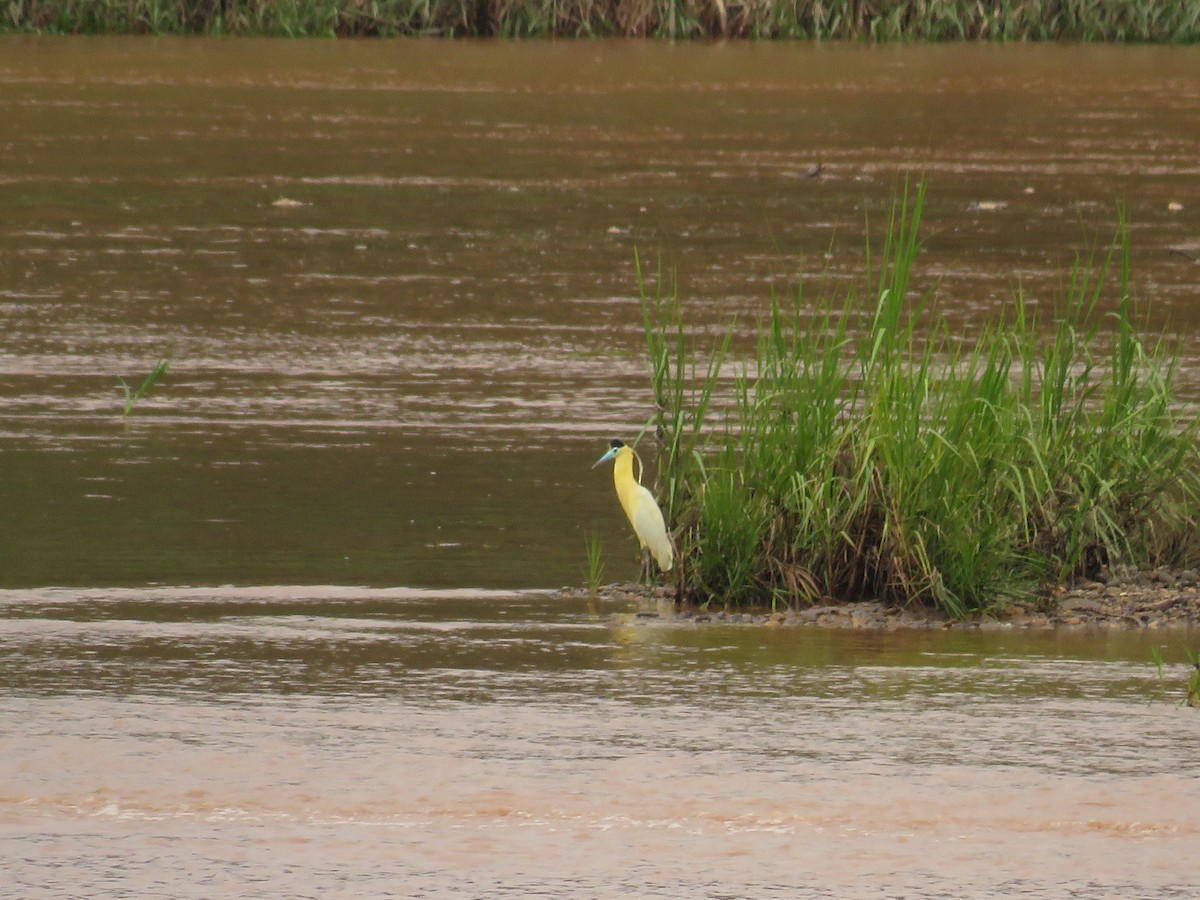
{"left": 2, "top": 37, "right": 1199, "bottom": 587}
{"left": 2, "top": 38, "right": 1199, "bottom": 898}
{"left": 4, "top": 586, "right": 1198, "bottom": 898}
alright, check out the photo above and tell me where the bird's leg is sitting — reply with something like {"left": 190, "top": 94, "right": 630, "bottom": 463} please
{"left": 639, "top": 547, "right": 652, "bottom": 587}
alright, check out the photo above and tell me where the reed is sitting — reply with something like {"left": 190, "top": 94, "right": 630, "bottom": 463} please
{"left": 1152, "top": 644, "right": 1200, "bottom": 708}
{"left": 584, "top": 528, "right": 605, "bottom": 593}
{"left": 1192, "top": 648, "right": 1200, "bottom": 708}
{"left": 5, "top": 1, "right": 1199, "bottom": 40}
{"left": 118, "top": 357, "right": 170, "bottom": 415}
{"left": 641, "top": 183, "right": 1200, "bottom": 616}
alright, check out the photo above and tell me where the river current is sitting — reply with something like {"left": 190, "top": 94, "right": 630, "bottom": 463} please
{"left": 2, "top": 38, "right": 1198, "bottom": 898}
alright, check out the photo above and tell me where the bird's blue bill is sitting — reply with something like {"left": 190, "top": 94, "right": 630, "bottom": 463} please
{"left": 592, "top": 446, "right": 619, "bottom": 467}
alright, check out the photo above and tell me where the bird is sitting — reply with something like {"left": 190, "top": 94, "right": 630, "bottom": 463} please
{"left": 593, "top": 439, "right": 674, "bottom": 573}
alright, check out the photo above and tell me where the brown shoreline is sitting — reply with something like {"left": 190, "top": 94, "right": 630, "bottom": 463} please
{"left": 565, "top": 567, "right": 1200, "bottom": 630}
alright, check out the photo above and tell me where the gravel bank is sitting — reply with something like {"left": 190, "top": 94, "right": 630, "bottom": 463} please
{"left": 566, "top": 567, "right": 1200, "bottom": 630}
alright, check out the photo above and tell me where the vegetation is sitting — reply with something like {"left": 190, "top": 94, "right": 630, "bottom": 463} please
{"left": 118, "top": 357, "right": 170, "bottom": 416}
{"left": 4, "top": 0, "right": 1199, "bottom": 40}
{"left": 638, "top": 182, "right": 1200, "bottom": 617}
{"left": 584, "top": 529, "right": 605, "bottom": 594}
{"left": 1151, "top": 644, "right": 1200, "bottom": 708}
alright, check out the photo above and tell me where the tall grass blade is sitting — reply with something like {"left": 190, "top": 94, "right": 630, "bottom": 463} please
{"left": 639, "top": 184, "right": 1200, "bottom": 616}
{"left": 119, "top": 357, "right": 171, "bottom": 416}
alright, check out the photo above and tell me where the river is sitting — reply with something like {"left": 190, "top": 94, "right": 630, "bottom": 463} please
{"left": 1, "top": 37, "right": 1198, "bottom": 897}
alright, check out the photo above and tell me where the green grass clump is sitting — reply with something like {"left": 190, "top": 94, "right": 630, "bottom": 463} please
{"left": 118, "top": 357, "right": 170, "bottom": 416}
{"left": 1152, "top": 644, "right": 1200, "bottom": 708}
{"left": 5, "top": 1, "right": 1200, "bottom": 39}
{"left": 583, "top": 529, "right": 605, "bottom": 593}
{"left": 641, "top": 182, "right": 1200, "bottom": 617}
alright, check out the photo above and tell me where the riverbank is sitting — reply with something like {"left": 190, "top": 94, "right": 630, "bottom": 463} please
{"left": 5, "top": 1, "right": 1200, "bottom": 41}
{"left": 565, "top": 567, "right": 1200, "bottom": 630}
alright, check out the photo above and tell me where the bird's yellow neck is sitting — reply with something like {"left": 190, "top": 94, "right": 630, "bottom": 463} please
{"left": 612, "top": 446, "right": 641, "bottom": 524}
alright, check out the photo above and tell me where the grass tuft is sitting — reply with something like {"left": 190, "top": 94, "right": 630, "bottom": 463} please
{"left": 639, "top": 182, "right": 1200, "bottom": 617}
{"left": 118, "top": 357, "right": 171, "bottom": 416}
{"left": 1152, "top": 644, "right": 1200, "bottom": 708}
{"left": 584, "top": 529, "right": 605, "bottom": 594}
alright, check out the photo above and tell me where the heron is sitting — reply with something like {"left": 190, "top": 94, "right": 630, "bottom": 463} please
{"left": 593, "top": 439, "right": 674, "bottom": 573}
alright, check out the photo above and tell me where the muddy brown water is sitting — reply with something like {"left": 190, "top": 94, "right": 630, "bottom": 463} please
{"left": 2, "top": 38, "right": 1199, "bottom": 897}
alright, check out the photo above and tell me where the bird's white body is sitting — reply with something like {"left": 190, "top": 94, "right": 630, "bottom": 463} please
{"left": 596, "top": 442, "right": 674, "bottom": 572}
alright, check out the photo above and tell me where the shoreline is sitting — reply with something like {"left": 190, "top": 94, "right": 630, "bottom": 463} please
{"left": 564, "top": 567, "right": 1200, "bottom": 630}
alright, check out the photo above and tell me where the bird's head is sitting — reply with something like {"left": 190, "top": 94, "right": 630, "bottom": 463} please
{"left": 592, "top": 439, "right": 625, "bottom": 468}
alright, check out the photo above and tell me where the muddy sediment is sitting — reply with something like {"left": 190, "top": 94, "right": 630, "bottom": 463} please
{"left": 566, "top": 567, "right": 1200, "bottom": 630}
